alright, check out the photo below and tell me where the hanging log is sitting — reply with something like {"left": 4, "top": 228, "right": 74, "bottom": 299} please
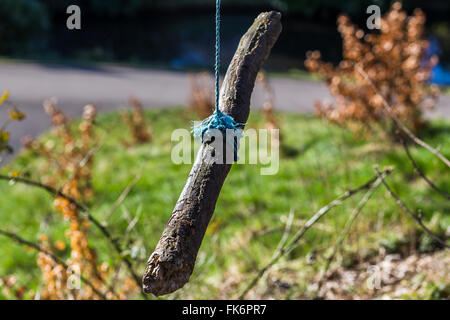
{"left": 142, "top": 11, "right": 282, "bottom": 296}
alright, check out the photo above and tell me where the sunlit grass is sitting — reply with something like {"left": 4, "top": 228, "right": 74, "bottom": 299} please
{"left": 0, "top": 108, "right": 448, "bottom": 299}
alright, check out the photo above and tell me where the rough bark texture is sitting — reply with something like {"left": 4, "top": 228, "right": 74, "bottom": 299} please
{"left": 142, "top": 11, "right": 282, "bottom": 296}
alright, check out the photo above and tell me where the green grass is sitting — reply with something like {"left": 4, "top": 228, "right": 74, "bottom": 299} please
{"left": 0, "top": 108, "right": 449, "bottom": 299}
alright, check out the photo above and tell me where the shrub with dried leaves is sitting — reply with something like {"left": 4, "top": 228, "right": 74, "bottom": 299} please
{"left": 188, "top": 72, "right": 215, "bottom": 119}
{"left": 0, "top": 90, "right": 26, "bottom": 155}
{"left": 305, "top": 2, "right": 439, "bottom": 134}
{"left": 20, "top": 100, "right": 141, "bottom": 299}
{"left": 24, "top": 99, "right": 97, "bottom": 198}
{"left": 121, "top": 96, "right": 152, "bottom": 145}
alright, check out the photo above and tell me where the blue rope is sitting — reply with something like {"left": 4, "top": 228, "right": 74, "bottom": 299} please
{"left": 214, "top": 0, "right": 221, "bottom": 112}
{"left": 192, "top": 0, "right": 245, "bottom": 158}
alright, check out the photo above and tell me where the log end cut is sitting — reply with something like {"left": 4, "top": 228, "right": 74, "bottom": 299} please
{"left": 142, "top": 251, "right": 193, "bottom": 296}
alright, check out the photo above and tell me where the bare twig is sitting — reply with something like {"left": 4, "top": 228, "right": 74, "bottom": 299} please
{"left": 374, "top": 168, "right": 450, "bottom": 249}
{"left": 316, "top": 174, "right": 384, "bottom": 296}
{"left": 400, "top": 138, "right": 450, "bottom": 200}
{"left": 0, "top": 228, "right": 107, "bottom": 299}
{"left": 103, "top": 171, "right": 143, "bottom": 222}
{"left": 272, "top": 209, "right": 295, "bottom": 259}
{"left": 238, "top": 168, "right": 392, "bottom": 299}
{"left": 251, "top": 219, "right": 333, "bottom": 237}
{"left": 0, "top": 174, "right": 145, "bottom": 298}
{"left": 356, "top": 66, "right": 450, "bottom": 168}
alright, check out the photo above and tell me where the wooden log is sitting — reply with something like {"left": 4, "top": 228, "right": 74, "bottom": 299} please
{"left": 142, "top": 11, "right": 282, "bottom": 296}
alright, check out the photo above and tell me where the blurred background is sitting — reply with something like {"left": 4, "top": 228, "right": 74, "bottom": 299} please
{"left": 2, "top": 0, "right": 450, "bottom": 71}
{"left": 1, "top": 0, "right": 450, "bottom": 156}
{"left": 0, "top": 0, "right": 449, "bottom": 300}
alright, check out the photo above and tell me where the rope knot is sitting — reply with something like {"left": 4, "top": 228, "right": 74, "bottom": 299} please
{"left": 191, "top": 0, "right": 245, "bottom": 160}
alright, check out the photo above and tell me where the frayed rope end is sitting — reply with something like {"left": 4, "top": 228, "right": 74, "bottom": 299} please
{"left": 192, "top": 109, "right": 246, "bottom": 161}
{"left": 191, "top": 109, "right": 245, "bottom": 142}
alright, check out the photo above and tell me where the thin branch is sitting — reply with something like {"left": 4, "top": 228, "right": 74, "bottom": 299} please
{"left": 238, "top": 168, "right": 392, "bottom": 299}
{"left": 374, "top": 168, "right": 450, "bottom": 249}
{"left": 103, "top": 171, "right": 143, "bottom": 223}
{"left": 400, "top": 138, "right": 450, "bottom": 200}
{"left": 356, "top": 66, "right": 450, "bottom": 168}
{"left": 316, "top": 175, "right": 384, "bottom": 296}
{"left": 271, "top": 209, "right": 295, "bottom": 260}
{"left": 251, "top": 219, "right": 333, "bottom": 237}
{"left": 0, "top": 174, "right": 146, "bottom": 298}
{"left": 0, "top": 228, "right": 107, "bottom": 300}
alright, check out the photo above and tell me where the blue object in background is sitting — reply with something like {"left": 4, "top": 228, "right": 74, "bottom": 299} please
{"left": 171, "top": 52, "right": 207, "bottom": 69}
{"left": 431, "top": 64, "right": 450, "bottom": 85}
{"left": 426, "top": 36, "right": 450, "bottom": 85}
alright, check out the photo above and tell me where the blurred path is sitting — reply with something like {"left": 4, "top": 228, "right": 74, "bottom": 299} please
{"left": 0, "top": 61, "right": 449, "bottom": 159}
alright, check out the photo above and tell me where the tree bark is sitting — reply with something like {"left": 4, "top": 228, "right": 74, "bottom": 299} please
{"left": 142, "top": 11, "right": 282, "bottom": 296}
